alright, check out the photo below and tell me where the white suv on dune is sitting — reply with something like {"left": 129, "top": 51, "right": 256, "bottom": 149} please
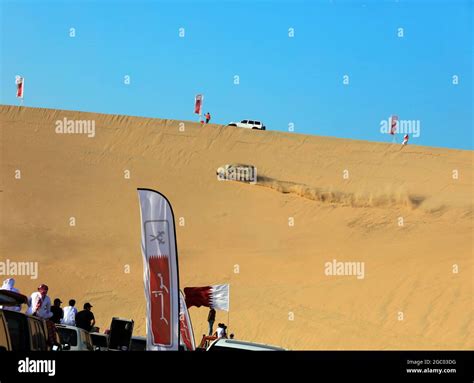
{"left": 227, "top": 120, "right": 266, "bottom": 130}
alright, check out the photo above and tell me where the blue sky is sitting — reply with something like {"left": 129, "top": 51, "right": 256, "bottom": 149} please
{"left": 1, "top": 0, "right": 472, "bottom": 149}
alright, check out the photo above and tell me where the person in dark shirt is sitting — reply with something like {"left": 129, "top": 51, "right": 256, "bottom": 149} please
{"left": 75, "top": 302, "right": 95, "bottom": 332}
{"left": 207, "top": 308, "right": 216, "bottom": 336}
{"left": 50, "top": 298, "right": 63, "bottom": 324}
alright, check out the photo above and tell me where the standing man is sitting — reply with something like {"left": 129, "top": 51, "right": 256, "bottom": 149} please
{"left": 75, "top": 302, "right": 95, "bottom": 332}
{"left": 207, "top": 308, "right": 216, "bottom": 336}
{"left": 50, "top": 298, "right": 63, "bottom": 324}
{"left": 205, "top": 112, "right": 211, "bottom": 124}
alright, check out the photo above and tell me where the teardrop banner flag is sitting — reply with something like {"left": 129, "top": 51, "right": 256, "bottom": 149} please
{"left": 137, "top": 188, "right": 180, "bottom": 351}
{"left": 179, "top": 290, "right": 196, "bottom": 351}
{"left": 389, "top": 115, "right": 398, "bottom": 135}
{"left": 16, "top": 76, "right": 24, "bottom": 99}
{"left": 194, "top": 94, "right": 203, "bottom": 115}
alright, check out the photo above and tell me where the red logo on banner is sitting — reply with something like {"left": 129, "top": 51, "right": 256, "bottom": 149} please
{"left": 149, "top": 256, "right": 171, "bottom": 345}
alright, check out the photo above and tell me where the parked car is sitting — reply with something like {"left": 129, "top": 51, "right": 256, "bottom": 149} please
{"left": 56, "top": 324, "right": 93, "bottom": 351}
{"left": 130, "top": 336, "right": 146, "bottom": 351}
{"left": 0, "top": 290, "right": 55, "bottom": 351}
{"left": 108, "top": 317, "right": 134, "bottom": 351}
{"left": 0, "top": 290, "right": 27, "bottom": 352}
{"left": 0, "top": 311, "right": 12, "bottom": 351}
{"left": 207, "top": 338, "right": 285, "bottom": 351}
{"left": 2, "top": 310, "right": 50, "bottom": 351}
{"left": 227, "top": 120, "right": 266, "bottom": 130}
{"left": 90, "top": 332, "right": 109, "bottom": 351}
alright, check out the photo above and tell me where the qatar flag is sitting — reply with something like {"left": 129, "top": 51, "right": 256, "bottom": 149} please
{"left": 194, "top": 94, "right": 203, "bottom": 115}
{"left": 137, "top": 188, "right": 180, "bottom": 351}
{"left": 389, "top": 115, "right": 398, "bottom": 135}
{"left": 15, "top": 76, "right": 24, "bottom": 99}
{"left": 184, "top": 284, "right": 230, "bottom": 311}
{"left": 179, "top": 290, "right": 195, "bottom": 351}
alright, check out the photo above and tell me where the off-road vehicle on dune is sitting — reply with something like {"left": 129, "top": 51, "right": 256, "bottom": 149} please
{"left": 227, "top": 119, "right": 266, "bottom": 130}
{"left": 216, "top": 164, "right": 257, "bottom": 184}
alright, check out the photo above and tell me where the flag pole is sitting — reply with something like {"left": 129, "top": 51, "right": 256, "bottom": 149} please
{"left": 199, "top": 97, "right": 203, "bottom": 123}
{"left": 227, "top": 283, "right": 230, "bottom": 335}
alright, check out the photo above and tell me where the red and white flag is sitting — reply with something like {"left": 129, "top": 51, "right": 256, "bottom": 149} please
{"left": 137, "top": 188, "right": 180, "bottom": 351}
{"left": 184, "top": 284, "right": 230, "bottom": 312}
{"left": 15, "top": 76, "right": 24, "bottom": 99}
{"left": 389, "top": 115, "right": 398, "bottom": 135}
{"left": 194, "top": 94, "right": 203, "bottom": 115}
{"left": 179, "top": 290, "right": 195, "bottom": 351}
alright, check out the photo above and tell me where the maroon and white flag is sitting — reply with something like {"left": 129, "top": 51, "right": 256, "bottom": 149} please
{"left": 389, "top": 115, "right": 398, "bottom": 135}
{"left": 137, "top": 188, "right": 180, "bottom": 351}
{"left": 194, "top": 94, "right": 203, "bottom": 115}
{"left": 184, "top": 284, "right": 230, "bottom": 311}
{"left": 15, "top": 76, "right": 24, "bottom": 99}
{"left": 179, "top": 290, "right": 195, "bottom": 351}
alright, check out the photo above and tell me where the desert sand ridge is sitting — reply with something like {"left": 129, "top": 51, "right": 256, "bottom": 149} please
{"left": 1, "top": 105, "right": 472, "bottom": 349}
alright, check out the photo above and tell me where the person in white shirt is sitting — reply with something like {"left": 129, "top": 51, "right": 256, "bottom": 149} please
{"left": 61, "top": 299, "right": 78, "bottom": 326}
{"left": 25, "top": 284, "right": 53, "bottom": 319}
{"left": 214, "top": 323, "right": 227, "bottom": 339}
{"left": 0, "top": 278, "right": 22, "bottom": 312}
{"left": 402, "top": 134, "right": 409, "bottom": 146}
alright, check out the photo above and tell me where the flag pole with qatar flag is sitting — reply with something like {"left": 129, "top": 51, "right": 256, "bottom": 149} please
{"left": 137, "top": 188, "right": 181, "bottom": 351}
{"left": 16, "top": 75, "right": 24, "bottom": 105}
{"left": 184, "top": 283, "right": 231, "bottom": 332}
{"left": 194, "top": 94, "right": 203, "bottom": 123}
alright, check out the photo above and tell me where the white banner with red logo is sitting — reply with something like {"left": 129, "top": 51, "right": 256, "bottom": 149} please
{"left": 179, "top": 290, "right": 195, "bottom": 351}
{"left": 138, "top": 188, "right": 179, "bottom": 351}
{"left": 389, "top": 115, "right": 398, "bottom": 135}
{"left": 194, "top": 94, "right": 203, "bottom": 115}
{"left": 15, "top": 76, "right": 24, "bottom": 99}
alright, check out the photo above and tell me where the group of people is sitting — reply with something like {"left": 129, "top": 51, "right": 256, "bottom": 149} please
{"left": 1, "top": 278, "right": 96, "bottom": 332}
{"left": 207, "top": 308, "right": 233, "bottom": 339}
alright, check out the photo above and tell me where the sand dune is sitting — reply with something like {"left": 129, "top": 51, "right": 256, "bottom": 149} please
{"left": 0, "top": 105, "right": 472, "bottom": 349}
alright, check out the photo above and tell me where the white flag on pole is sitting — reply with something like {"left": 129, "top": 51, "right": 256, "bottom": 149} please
{"left": 15, "top": 76, "right": 24, "bottom": 99}
{"left": 211, "top": 284, "right": 230, "bottom": 311}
